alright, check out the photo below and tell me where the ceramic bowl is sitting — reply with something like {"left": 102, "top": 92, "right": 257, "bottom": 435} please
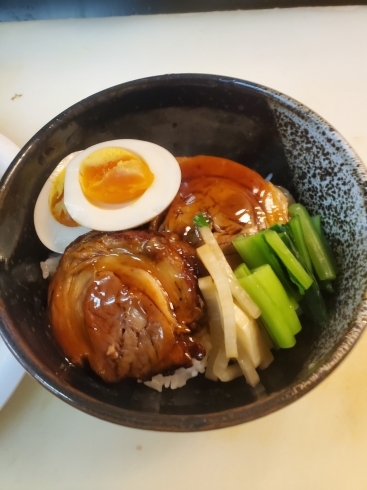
{"left": 0, "top": 74, "right": 366, "bottom": 431}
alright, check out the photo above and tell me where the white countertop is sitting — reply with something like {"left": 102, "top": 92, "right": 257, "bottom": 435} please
{"left": 1, "top": 6, "right": 367, "bottom": 489}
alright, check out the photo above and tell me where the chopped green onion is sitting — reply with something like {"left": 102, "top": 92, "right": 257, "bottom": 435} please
{"left": 193, "top": 213, "right": 210, "bottom": 228}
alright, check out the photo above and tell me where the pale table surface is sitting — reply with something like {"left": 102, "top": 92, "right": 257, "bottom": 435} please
{"left": 1, "top": 6, "right": 367, "bottom": 489}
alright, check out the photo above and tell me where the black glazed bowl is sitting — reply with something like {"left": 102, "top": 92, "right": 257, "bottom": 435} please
{"left": 1, "top": 74, "right": 367, "bottom": 431}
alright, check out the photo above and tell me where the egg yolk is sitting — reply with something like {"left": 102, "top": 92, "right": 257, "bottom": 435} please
{"left": 78, "top": 147, "right": 154, "bottom": 204}
{"left": 49, "top": 168, "right": 80, "bottom": 227}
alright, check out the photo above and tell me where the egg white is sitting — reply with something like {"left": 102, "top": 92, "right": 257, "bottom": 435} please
{"left": 63, "top": 139, "right": 181, "bottom": 231}
{"left": 34, "top": 151, "right": 91, "bottom": 254}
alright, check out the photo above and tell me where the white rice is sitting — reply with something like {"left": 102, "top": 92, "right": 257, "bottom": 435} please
{"left": 143, "top": 331, "right": 212, "bottom": 392}
{"left": 143, "top": 357, "right": 208, "bottom": 392}
{"left": 40, "top": 254, "right": 61, "bottom": 279}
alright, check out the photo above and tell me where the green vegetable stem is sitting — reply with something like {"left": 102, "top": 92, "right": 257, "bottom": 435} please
{"left": 253, "top": 264, "right": 302, "bottom": 336}
{"left": 288, "top": 203, "right": 337, "bottom": 282}
{"left": 284, "top": 217, "right": 329, "bottom": 326}
{"left": 263, "top": 229, "right": 313, "bottom": 294}
{"left": 236, "top": 268, "right": 296, "bottom": 349}
{"left": 233, "top": 233, "right": 301, "bottom": 308}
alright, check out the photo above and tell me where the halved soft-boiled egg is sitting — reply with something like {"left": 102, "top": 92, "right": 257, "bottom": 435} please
{"left": 34, "top": 139, "right": 181, "bottom": 253}
{"left": 34, "top": 151, "right": 91, "bottom": 253}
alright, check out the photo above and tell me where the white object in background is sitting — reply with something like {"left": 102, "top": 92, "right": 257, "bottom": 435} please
{"left": 0, "top": 133, "right": 25, "bottom": 410}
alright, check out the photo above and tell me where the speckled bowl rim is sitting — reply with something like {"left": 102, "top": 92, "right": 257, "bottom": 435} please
{"left": 1, "top": 73, "right": 367, "bottom": 431}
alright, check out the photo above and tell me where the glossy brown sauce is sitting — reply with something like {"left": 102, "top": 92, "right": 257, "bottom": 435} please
{"left": 159, "top": 155, "right": 289, "bottom": 248}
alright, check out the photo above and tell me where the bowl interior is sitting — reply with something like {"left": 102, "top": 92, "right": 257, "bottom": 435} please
{"left": 0, "top": 74, "right": 366, "bottom": 431}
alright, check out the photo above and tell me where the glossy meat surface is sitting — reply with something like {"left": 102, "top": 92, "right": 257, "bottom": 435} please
{"left": 49, "top": 230, "right": 205, "bottom": 382}
{"left": 157, "top": 156, "right": 289, "bottom": 248}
